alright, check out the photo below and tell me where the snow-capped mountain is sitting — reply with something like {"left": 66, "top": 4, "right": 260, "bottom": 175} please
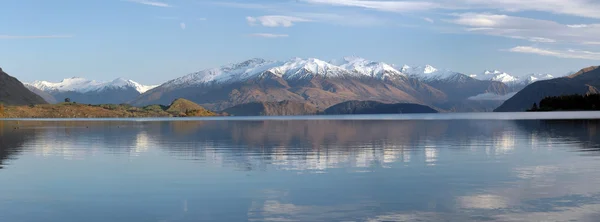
{"left": 134, "top": 57, "right": 455, "bottom": 110}
{"left": 330, "top": 57, "right": 404, "bottom": 79}
{"left": 30, "top": 77, "right": 157, "bottom": 94}
{"left": 472, "top": 70, "right": 555, "bottom": 86}
{"left": 523, "top": 73, "right": 554, "bottom": 84}
{"left": 396, "top": 64, "right": 462, "bottom": 81}
{"left": 27, "top": 77, "right": 158, "bottom": 104}
{"left": 163, "top": 57, "right": 408, "bottom": 90}
{"left": 268, "top": 57, "right": 351, "bottom": 80}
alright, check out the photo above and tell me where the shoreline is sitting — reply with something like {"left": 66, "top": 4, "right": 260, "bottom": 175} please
{"left": 2, "top": 111, "right": 600, "bottom": 121}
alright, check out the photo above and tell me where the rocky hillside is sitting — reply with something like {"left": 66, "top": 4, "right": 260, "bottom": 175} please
{"left": 0, "top": 67, "right": 47, "bottom": 105}
{"left": 323, "top": 100, "right": 438, "bottom": 115}
{"left": 222, "top": 100, "right": 319, "bottom": 116}
{"left": 495, "top": 66, "right": 600, "bottom": 112}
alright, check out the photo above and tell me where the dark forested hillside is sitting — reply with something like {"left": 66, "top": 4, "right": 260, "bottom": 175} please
{"left": 529, "top": 94, "right": 600, "bottom": 111}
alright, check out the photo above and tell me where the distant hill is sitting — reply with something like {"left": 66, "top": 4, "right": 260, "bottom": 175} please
{"left": 529, "top": 94, "right": 600, "bottom": 111}
{"left": 0, "top": 67, "right": 47, "bottom": 105}
{"left": 323, "top": 100, "right": 438, "bottom": 115}
{"left": 222, "top": 100, "right": 319, "bottom": 116}
{"left": 166, "top": 98, "right": 215, "bottom": 116}
{"left": 495, "top": 66, "right": 600, "bottom": 112}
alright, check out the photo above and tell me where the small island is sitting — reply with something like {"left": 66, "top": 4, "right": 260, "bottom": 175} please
{"left": 528, "top": 94, "right": 600, "bottom": 111}
{"left": 0, "top": 98, "right": 218, "bottom": 118}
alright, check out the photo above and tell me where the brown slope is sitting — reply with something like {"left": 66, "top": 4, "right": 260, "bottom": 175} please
{"left": 0, "top": 67, "right": 47, "bottom": 105}
{"left": 132, "top": 72, "right": 447, "bottom": 111}
{"left": 495, "top": 66, "right": 600, "bottom": 112}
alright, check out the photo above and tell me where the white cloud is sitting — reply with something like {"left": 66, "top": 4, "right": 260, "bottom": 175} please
{"left": 509, "top": 36, "right": 556, "bottom": 43}
{"left": 197, "top": 18, "right": 208, "bottom": 21}
{"left": 447, "top": 13, "right": 600, "bottom": 45}
{"left": 508, "top": 46, "right": 600, "bottom": 60}
{"left": 294, "top": 12, "right": 386, "bottom": 27}
{"left": 448, "top": 13, "right": 558, "bottom": 29}
{"left": 125, "top": 0, "right": 171, "bottom": 7}
{"left": 180, "top": 22, "right": 186, "bottom": 30}
{"left": 0, "top": 35, "right": 73, "bottom": 39}
{"left": 246, "top": 15, "right": 311, "bottom": 27}
{"left": 302, "top": 0, "right": 600, "bottom": 19}
{"left": 451, "top": 0, "right": 600, "bottom": 19}
{"left": 567, "top": 24, "right": 588, "bottom": 28}
{"left": 248, "top": 33, "right": 289, "bottom": 38}
{"left": 302, "top": 0, "right": 440, "bottom": 12}
{"left": 423, "top": 17, "right": 434, "bottom": 23}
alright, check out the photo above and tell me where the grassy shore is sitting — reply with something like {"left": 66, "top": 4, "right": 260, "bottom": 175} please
{"left": 0, "top": 99, "right": 218, "bottom": 118}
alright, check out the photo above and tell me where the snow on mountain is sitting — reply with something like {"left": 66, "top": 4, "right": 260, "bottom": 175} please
{"left": 476, "top": 70, "right": 519, "bottom": 83}
{"left": 29, "top": 77, "right": 157, "bottom": 94}
{"left": 472, "top": 70, "right": 555, "bottom": 85}
{"left": 397, "top": 64, "right": 460, "bottom": 81}
{"left": 330, "top": 56, "right": 405, "bottom": 79}
{"left": 164, "top": 58, "right": 283, "bottom": 89}
{"left": 165, "top": 57, "right": 391, "bottom": 89}
{"left": 524, "top": 73, "right": 554, "bottom": 84}
{"left": 268, "top": 57, "right": 350, "bottom": 80}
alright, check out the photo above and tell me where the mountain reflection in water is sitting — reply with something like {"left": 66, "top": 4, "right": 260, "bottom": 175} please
{"left": 0, "top": 119, "right": 599, "bottom": 222}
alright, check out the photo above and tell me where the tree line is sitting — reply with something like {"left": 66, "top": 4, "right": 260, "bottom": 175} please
{"left": 529, "top": 94, "right": 600, "bottom": 111}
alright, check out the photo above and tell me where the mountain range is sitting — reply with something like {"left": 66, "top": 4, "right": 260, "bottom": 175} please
{"left": 128, "top": 57, "right": 557, "bottom": 112}
{"left": 19, "top": 57, "right": 563, "bottom": 112}
{"left": 26, "top": 77, "right": 157, "bottom": 104}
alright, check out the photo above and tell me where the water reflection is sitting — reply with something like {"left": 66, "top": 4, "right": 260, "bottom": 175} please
{"left": 0, "top": 119, "right": 599, "bottom": 222}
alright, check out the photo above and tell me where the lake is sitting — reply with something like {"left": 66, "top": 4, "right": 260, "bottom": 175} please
{"left": 1, "top": 112, "right": 600, "bottom": 222}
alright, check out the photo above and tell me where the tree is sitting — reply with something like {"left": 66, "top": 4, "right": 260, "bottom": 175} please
{"left": 64, "top": 98, "right": 71, "bottom": 103}
{"left": 531, "top": 102, "right": 538, "bottom": 111}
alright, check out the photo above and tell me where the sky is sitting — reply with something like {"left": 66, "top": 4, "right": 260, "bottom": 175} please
{"left": 1, "top": 0, "right": 600, "bottom": 85}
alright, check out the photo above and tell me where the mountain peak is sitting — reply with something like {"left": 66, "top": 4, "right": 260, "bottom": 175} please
{"left": 569, "top": 65, "right": 600, "bottom": 78}
{"left": 423, "top": 65, "right": 437, "bottom": 74}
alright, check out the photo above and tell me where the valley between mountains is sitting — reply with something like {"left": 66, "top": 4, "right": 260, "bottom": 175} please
{"left": 4, "top": 56, "right": 597, "bottom": 116}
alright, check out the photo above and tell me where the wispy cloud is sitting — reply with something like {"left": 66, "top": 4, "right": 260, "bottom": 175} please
{"left": 446, "top": 13, "right": 600, "bottom": 45}
{"left": 302, "top": 0, "right": 440, "bottom": 12}
{"left": 248, "top": 33, "right": 289, "bottom": 38}
{"left": 0, "top": 35, "right": 73, "bottom": 39}
{"left": 125, "top": 0, "right": 171, "bottom": 7}
{"left": 508, "top": 46, "right": 600, "bottom": 60}
{"left": 247, "top": 15, "right": 311, "bottom": 27}
{"left": 453, "top": 0, "right": 600, "bottom": 19}
{"left": 180, "top": 22, "right": 186, "bottom": 30}
{"left": 423, "top": 17, "right": 434, "bottom": 23}
{"left": 302, "top": 0, "right": 600, "bottom": 19}
{"left": 197, "top": 18, "right": 208, "bottom": 21}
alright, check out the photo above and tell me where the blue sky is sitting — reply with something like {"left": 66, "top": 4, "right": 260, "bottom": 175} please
{"left": 1, "top": 0, "right": 600, "bottom": 84}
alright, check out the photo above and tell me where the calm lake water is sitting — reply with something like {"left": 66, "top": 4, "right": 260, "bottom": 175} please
{"left": 1, "top": 112, "right": 600, "bottom": 222}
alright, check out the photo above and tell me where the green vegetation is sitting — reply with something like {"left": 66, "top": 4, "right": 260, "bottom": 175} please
{"left": 528, "top": 94, "right": 600, "bottom": 111}
{"left": 1, "top": 98, "right": 219, "bottom": 118}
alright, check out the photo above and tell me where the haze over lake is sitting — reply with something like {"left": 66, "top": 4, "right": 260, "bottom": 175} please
{"left": 1, "top": 113, "right": 600, "bottom": 222}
